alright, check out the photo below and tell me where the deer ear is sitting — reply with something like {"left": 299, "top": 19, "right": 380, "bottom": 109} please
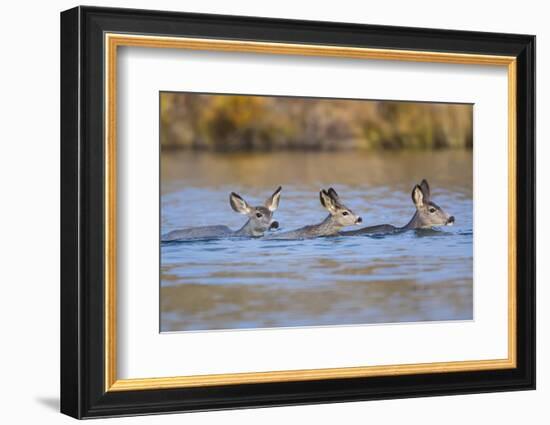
{"left": 319, "top": 190, "right": 327, "bottom": 208}
{"left": 327, "top": 187, "right": 340, "bottom": 201}
{"left": 420, "top": 179, "right": 431, "bottom": 201}
{"left": 265, "top": 186, "right": 282, "bottom": 211}
{"left": 230, "top": 192, "right": 252, "bottom": 214}
{"left": 320, "top": 190, "right": 337, "bottom": 214}
{"left": 412, "top": 185, "right": 425, "bottom": 208}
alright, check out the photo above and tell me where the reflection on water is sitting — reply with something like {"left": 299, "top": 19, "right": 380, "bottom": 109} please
{"left": 161, "top": 150, "right": 473, "bottom": 332}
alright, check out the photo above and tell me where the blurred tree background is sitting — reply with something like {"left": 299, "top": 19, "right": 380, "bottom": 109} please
{"left": 160, "top": 92, "right": 472, "bottom": 151}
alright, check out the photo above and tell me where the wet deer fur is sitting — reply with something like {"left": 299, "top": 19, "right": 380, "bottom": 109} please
{"left": 340, "top": 180, "right": 454, "bottom": 236}
{"left": 162, "top": 187, "right": 282, "bottom": 241}
{"left": 267, "top": 188, "right": 362, "bottom": 240}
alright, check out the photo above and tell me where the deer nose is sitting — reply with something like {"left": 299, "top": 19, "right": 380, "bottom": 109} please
{"left": 447, "top": 216, "right": 455, "bottom": 225}
{"left": 356, "top": 217, "right": 363, "bottom": 224}
{"left": 269, "top": 221, "right": 279, "bottom": 230}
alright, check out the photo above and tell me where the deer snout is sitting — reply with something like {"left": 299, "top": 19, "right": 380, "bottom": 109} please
{"left": 447, "top": 216, "right": 455, "bottom": 225}
{"left": 269, "top": 221, "right": 279, "bottom": 230}
{"left": 355, "top": 217, "right": 363, "bottom": 224}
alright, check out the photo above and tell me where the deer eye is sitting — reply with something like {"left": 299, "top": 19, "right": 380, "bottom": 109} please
{"left": 429, "top": 207, "right": 436, "bottom": 213}
{"left": 342, "top": 211, "right": 349, "bottom": 216}
{"left": 256, "top": 212, "right": 263, "bottom": 218}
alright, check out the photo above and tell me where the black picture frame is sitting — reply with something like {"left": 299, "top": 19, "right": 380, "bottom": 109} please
{"left": 61, "top": 5, "right": 535, "bottom": 419}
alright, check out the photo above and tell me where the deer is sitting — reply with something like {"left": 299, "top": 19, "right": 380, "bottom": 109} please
{"left": 340, "top": 179, "right": 454, "bottom": 236}
{"left": 162, "top": 187, "right": 282, "bottom": 241}
{"left": 267, "top": 188, "right": 362, "bottom": 240}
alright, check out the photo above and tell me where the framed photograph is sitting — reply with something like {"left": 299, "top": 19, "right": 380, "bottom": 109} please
{"left": 60, "top": 6, "right": 535, "bottom": 419}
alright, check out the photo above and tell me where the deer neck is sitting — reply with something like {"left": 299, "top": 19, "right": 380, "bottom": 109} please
{"left": 311, "top": 215, "right": 342, "bottom": 236}
{"left": 234, "top": 219, "right": 265, "bottom": 237}
{"left": 401, "top": 211, "right": 422, "bottom": 230}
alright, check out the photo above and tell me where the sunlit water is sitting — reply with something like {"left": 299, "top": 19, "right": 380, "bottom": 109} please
{"left": 161, "top": 150, "right": 473, "bottom": 332}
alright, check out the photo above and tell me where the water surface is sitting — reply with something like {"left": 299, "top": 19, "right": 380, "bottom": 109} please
{"left": 161, "top": 150, "right": 473, "bottom": 332}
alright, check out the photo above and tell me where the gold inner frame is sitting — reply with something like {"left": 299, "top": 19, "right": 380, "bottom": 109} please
{"left": 104, "top": 33, "right": 517, "bottom": 392}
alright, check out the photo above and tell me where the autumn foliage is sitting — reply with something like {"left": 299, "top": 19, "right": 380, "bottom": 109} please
{"left": 160, "top": 92, "right": 472, "bottom": 151}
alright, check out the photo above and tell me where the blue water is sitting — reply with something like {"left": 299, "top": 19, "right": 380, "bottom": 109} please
{"left": 160, "top": 151, "right": 473, "bottom": 332}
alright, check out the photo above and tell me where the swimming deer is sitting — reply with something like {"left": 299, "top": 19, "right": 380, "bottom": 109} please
{"left": 340, "top": 179, "right": 454, "bottom": 236}
{"left": 267, "top": 188, "right": 362, "bottom": 239}
{"left": 162, "top": 187, "right": 282, "bottom": 241}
